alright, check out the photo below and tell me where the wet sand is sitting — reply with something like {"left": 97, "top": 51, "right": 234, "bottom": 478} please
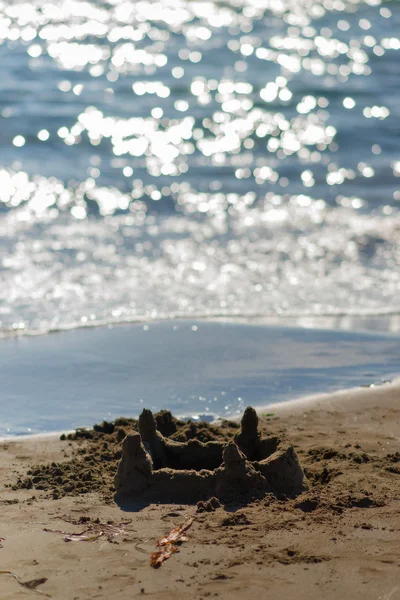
{"left": 1, "top": 380, "right": 399, "bottom": 600}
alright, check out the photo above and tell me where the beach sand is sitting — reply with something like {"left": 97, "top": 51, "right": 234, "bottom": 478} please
{"left": 1, "top": 380, "right": 399, "bottom": 600}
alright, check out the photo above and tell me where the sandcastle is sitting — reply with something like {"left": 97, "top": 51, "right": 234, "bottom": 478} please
{"left": 114, "top": 407, "right": 308, "bottom": 503}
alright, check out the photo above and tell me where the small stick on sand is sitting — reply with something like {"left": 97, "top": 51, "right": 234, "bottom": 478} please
{"left": 150, "top": 515, "right": 196, "bottom": 569}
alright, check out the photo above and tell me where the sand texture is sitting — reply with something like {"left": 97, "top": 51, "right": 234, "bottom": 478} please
{"left": 1, "top": 381, "right": 400, "bottom": 600}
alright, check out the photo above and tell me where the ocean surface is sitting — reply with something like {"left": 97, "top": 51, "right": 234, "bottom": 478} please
{"left": 1, "top": 320, "right": 399, "bottom": 435}
{"left": 1, "top": 0, "right": 400, "bottom": 434}
{"left": 0, "top": 0, "right": 399, "bottom": 336}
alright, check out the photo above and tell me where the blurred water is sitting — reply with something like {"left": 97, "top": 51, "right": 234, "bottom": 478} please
{"left": 0, "top": 0, "right": 399, "bottom": 334}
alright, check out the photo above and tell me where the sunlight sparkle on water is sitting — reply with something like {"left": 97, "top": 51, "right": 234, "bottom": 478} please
{"left": 0, "top": 0, "right": 399, "bottom": 334}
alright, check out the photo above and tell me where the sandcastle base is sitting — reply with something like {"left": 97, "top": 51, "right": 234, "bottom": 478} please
{"left": 114, "top": 407, "right": 308, "bottom": 504}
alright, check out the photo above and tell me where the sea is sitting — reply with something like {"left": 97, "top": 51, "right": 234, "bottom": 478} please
{"left": 0, "top": 0, "right": 399, "bottom": 434}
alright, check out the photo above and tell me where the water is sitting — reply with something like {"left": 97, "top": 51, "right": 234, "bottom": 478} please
{"left": 1, "top": 320, "right": 399, "bottom": 436}
{"left": 0, "top": 0, "right": 399, "bottom": 335}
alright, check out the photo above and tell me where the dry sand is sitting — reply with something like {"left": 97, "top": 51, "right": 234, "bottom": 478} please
{"left": 1, "top": 380, "right": 399, "bottom": 600}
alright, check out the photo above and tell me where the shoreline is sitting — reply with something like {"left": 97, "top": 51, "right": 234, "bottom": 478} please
{"left": 1, "top": 382, "right": 399, "bottom": 599}
{"left": 1, "top": 377, "right": 400, "bottom": 443}
{"left": 261, "top": 376, "right": 400, "bottom": 415}
{"left": 2, "top": 310, "right": 400, "bottom": 341}
{"left": 2, "top": 320, "right": 399, "bottom": 437}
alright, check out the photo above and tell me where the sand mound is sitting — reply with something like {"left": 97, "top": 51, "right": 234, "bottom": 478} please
{"left": 114, "top": 407, "right": 308, "bottom": 503}
{"left": 12, "top": 407, "right": 307, "bottom": 503}
{"left": 12, "top": 414, "right": 240, "bottom": 499}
